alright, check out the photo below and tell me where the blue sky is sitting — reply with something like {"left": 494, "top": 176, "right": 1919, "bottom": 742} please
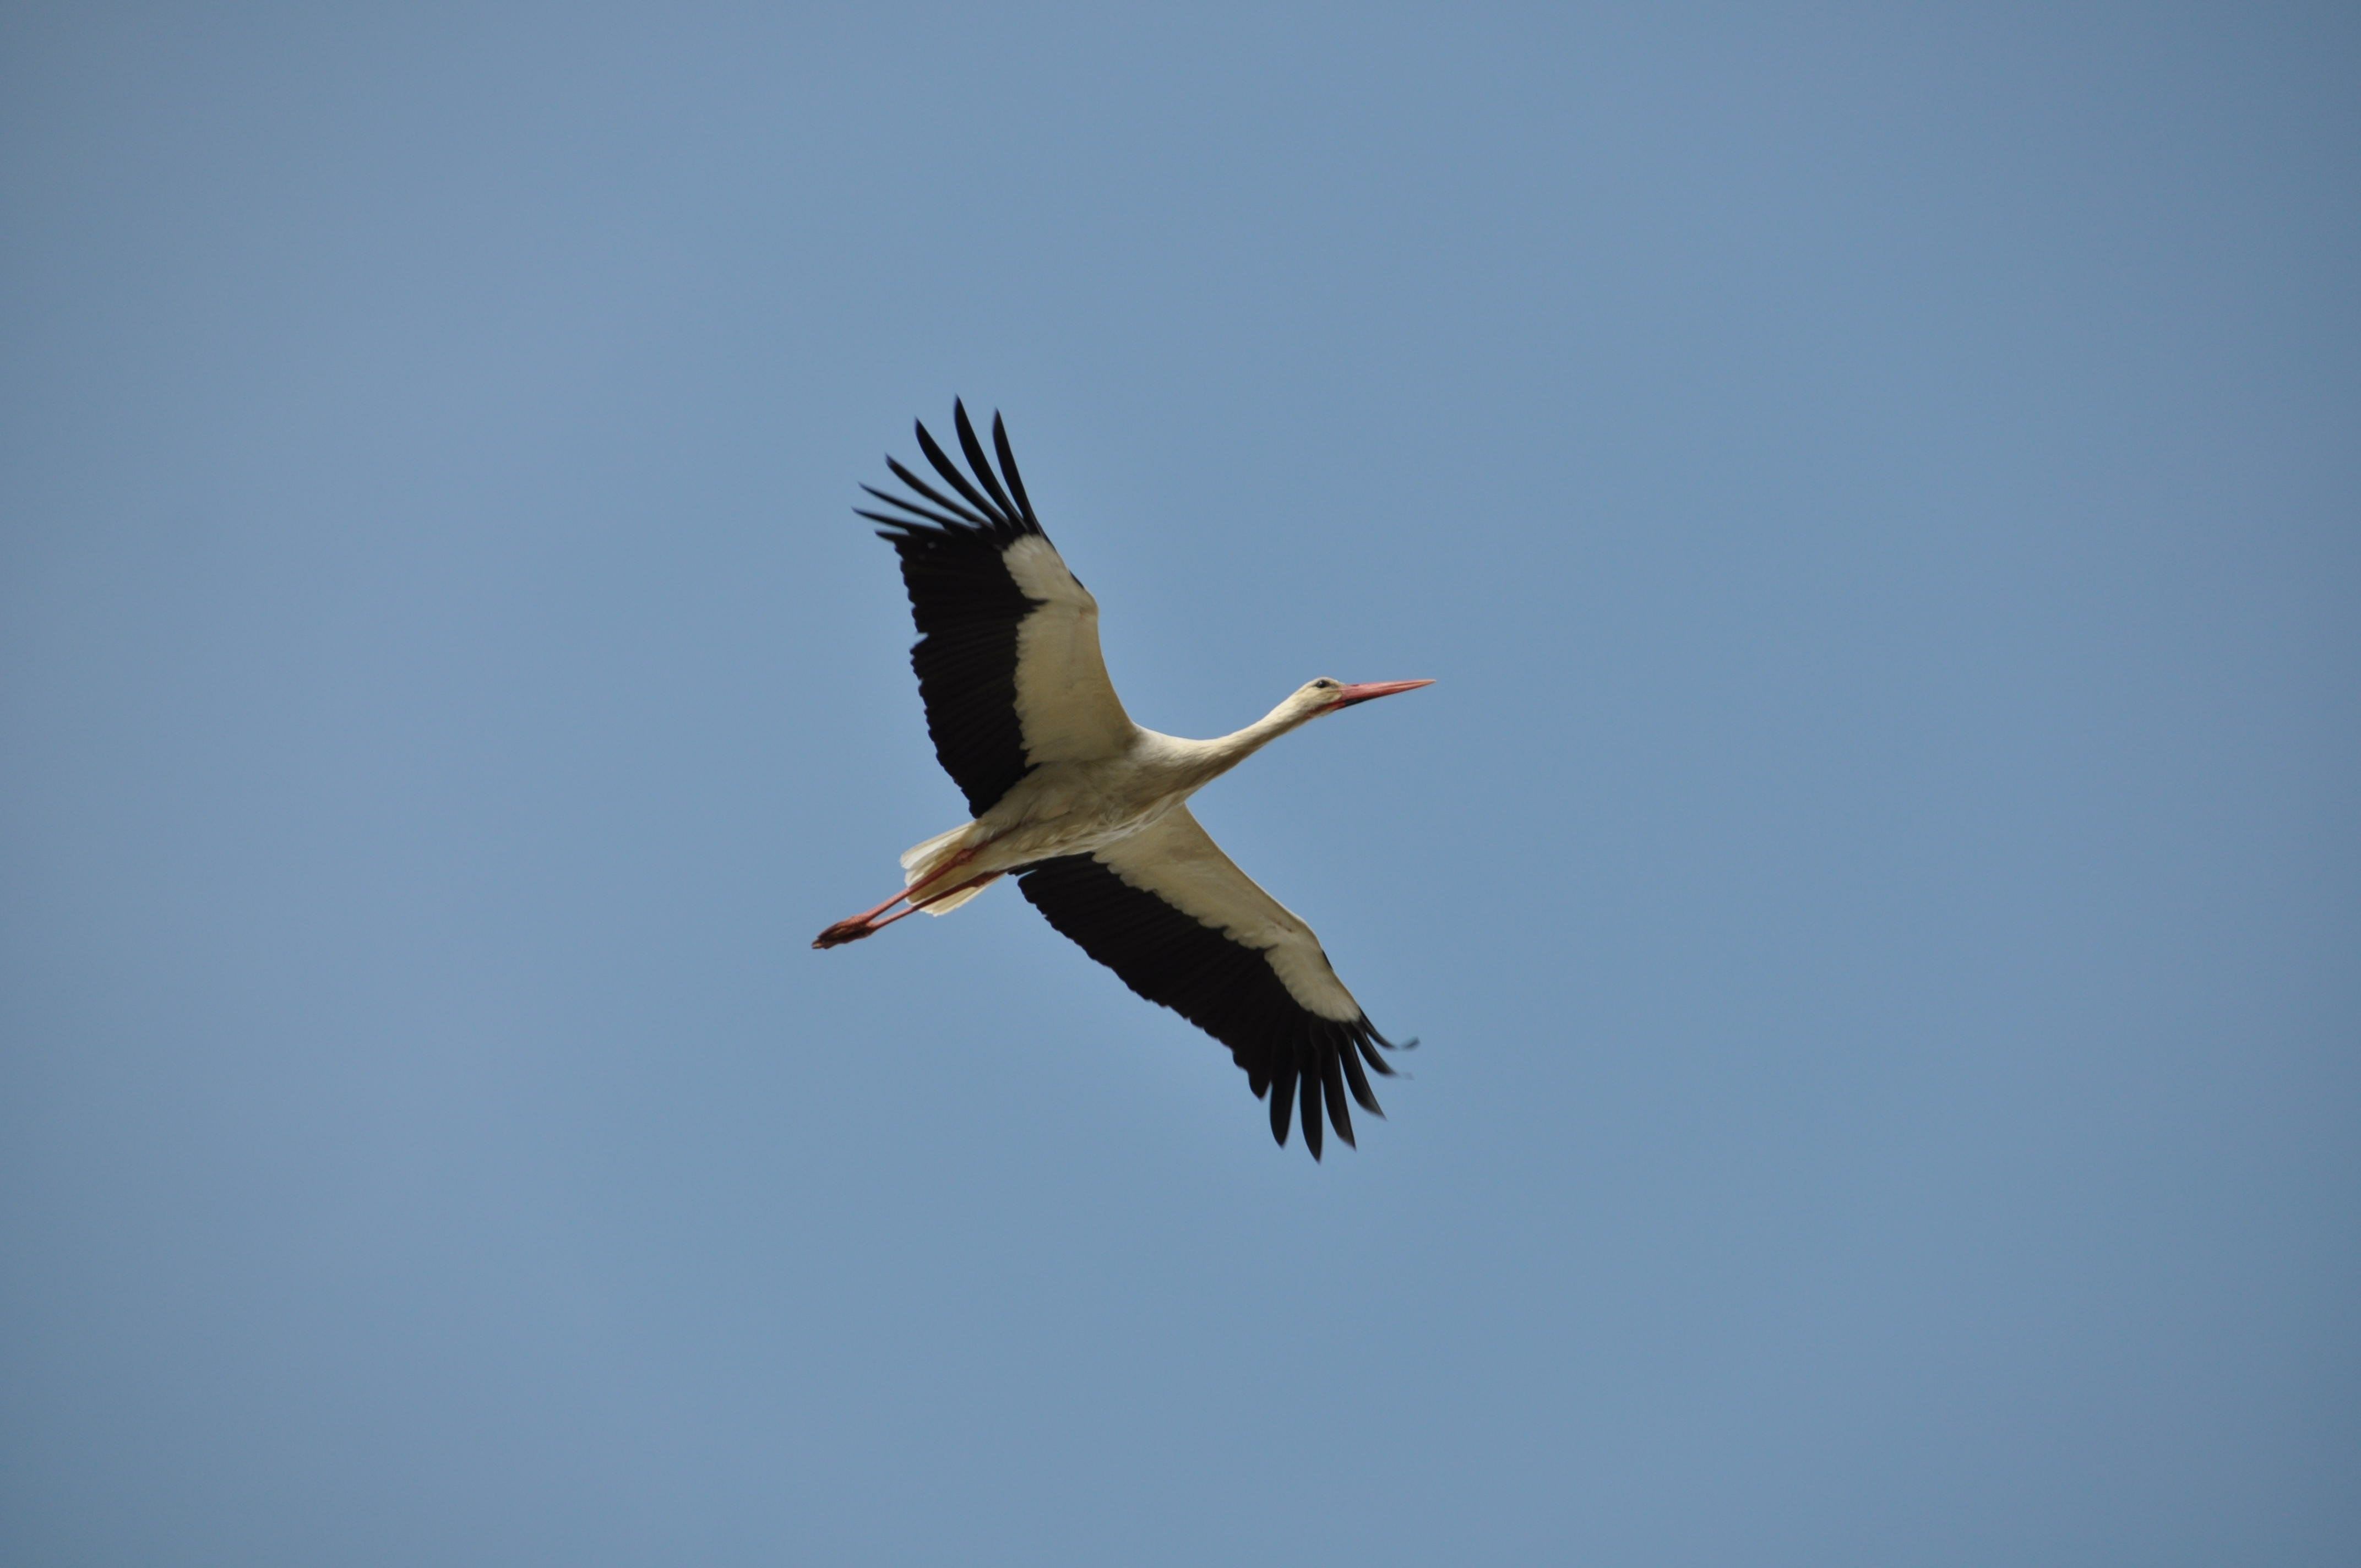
{"left": 4, "top": 4, "right": 2356, "bottom": 1563}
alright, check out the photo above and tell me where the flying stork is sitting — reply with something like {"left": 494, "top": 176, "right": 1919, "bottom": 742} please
{"left": 815, "top": 402, "right": 1432, "bottom": 1158}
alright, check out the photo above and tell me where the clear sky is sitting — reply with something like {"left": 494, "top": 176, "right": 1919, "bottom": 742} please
{"left": 4, "top": 4, "right": 2356, "bottom": 1563}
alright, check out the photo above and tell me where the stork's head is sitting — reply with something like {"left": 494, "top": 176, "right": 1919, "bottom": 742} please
{"left": 1292, "top": 676, "right": 1435, "bottom": 720}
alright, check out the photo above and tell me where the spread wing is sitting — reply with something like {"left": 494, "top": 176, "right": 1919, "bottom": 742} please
{"left": 858, "top": 402, "right": 1135, "bottom": 815}
{"left": 1016, "top": 807, "right": 1411, "bottom": 1159}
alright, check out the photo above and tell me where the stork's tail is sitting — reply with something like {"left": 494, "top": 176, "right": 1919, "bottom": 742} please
{"left": 900, "top": 823, "right": 993, "bottom": 914}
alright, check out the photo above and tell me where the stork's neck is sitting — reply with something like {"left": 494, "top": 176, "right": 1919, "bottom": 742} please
{"left": 1174, "top": 696, "right": 1319, "bottom": 788}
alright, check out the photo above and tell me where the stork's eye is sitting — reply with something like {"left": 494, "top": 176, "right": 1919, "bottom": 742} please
{"left": 1314, "top": 679, "right": 1337, "bottom": 689}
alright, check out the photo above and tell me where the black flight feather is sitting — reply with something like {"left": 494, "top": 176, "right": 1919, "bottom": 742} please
{"left": 992, "top": 412, "right": 1037, "bottom": 526}
{"left": 954, "top": 400, "right": 1024, "bottom": 526}
{"left": 916, "top": 419, "right": 1010, "bottom": 528}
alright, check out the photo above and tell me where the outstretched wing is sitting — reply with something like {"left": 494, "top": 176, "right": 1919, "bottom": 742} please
{"left": 858, "top": 402, "right": 1134, "bottom": 816}
{"left": 1016, "top": 806, "right": 1411, "bottom": 1159}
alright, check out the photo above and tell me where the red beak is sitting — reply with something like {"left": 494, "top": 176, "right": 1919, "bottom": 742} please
{"left": 1324, "top": 678, "right": 1435, "bottom": 711}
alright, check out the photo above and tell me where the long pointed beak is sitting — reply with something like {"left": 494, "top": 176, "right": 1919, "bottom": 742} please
{"left": 1325, "top": 678, "right": 1435, "bottom": 711}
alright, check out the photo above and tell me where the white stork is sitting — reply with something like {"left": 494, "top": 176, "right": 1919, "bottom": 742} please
{"left": 815, "top": 402, "right": 1432, "bottom": 1158}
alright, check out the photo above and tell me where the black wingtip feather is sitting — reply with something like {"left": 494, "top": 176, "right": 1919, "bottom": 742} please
{"left": 1339, "top": 1038, "right": 1385, "bottom": 1115}
{"left": 1322, "top": 1053, "right": 1356, "bottom": 1148}
{"left": 954, "top": 401, "right": 1022, "bottom": 525}
{"left": 883, "top": 456, "right": 993, "bottom": 529}
{"left": 915, "top": 420, "right": 1009, "bottom": 530}
{"left": 858, "top": 486, "right": 973, "bottom": 532}
{"left": 992, "top": 413, "right": 1036, "bottom": 526}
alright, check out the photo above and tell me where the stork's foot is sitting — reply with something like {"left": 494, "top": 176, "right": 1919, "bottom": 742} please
{"left": 813, "top": 916, "right": 883, "bottom": 949}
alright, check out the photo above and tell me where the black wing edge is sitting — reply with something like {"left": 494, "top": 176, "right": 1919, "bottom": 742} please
{"left": 856, "top": 402, "right": 1049, "bottom": 816}
{"left": 854, "top": 399, "right": 1043, "bottom": 545}
{"left": 1016, "top": 854, "right": 1412, "bottom": 1161}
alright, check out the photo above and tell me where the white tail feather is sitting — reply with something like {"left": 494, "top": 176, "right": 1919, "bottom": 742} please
{"left": 902, "top": 823, "right": 996, "bottom": 917}
{"left": 900, "top": 824, "right": 973, "bottom": 884}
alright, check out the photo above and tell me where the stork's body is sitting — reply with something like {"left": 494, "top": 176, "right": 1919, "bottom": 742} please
{"left": 817, "top": 403, "right": 1432, "bottom": 1158}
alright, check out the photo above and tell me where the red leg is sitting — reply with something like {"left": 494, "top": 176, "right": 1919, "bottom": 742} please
{"left": 812, "top": 848, "right": 984, "bottom": 950}
{"left": 891, "top": 870, "right": 1001, "bottom": 919}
